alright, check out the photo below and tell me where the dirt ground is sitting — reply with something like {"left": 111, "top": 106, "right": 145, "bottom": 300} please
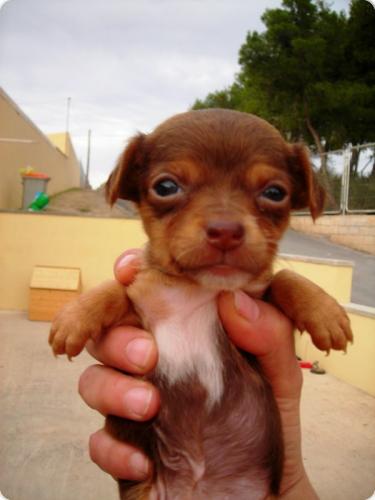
{"left": 1, "top": 311, "right": 375, "bottom": 500}
{"left": 44, "top": 187, "right": 137, "bottom": 218}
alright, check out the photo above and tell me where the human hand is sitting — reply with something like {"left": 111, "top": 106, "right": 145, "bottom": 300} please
{"left": 79, "top": 249, "right": 160, "bottom": 480}
{"left": 218, "top": 291, "right": 318, "bottom": 499}
{"left": 80, "top": 250, "right": 318, "bottom": 498}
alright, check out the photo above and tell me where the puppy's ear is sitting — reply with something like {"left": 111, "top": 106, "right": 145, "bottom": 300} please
{"left": 106, "top": 133, "right": 146, "bottom": 205}
{"left": 289, "top": 143, "right": 326, "bottom": 221}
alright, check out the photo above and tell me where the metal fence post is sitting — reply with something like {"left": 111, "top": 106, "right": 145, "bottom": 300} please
{"left": 341, "top": 146, "right": 351, "bottom": 215}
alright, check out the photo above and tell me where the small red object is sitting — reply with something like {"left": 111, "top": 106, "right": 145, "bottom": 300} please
{"left": 22, "top": 172, "right": 49, "bottom": 179}
{"left": 299, "top": 361, "right": 313, "bottom": 369}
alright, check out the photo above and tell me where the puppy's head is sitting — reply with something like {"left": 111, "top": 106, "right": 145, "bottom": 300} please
{"left": 106, "top": 109, "right": 324, "bottom": 292}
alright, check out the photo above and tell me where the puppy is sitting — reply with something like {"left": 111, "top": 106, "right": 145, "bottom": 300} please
{"left": 50, "top": 109, "right": 352, "bottom": 500}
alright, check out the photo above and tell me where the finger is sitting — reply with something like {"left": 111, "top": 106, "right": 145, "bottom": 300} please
{"left": 86, "top": 326, "right": 158, "bottom": 375}
{"left": 89, "top": 429, "right": 151, "bottom": 480}
{"left": 114, "top": 249, "right": 143, "bottom": 284}
{"left": 218, "top": 291, "right": 301, "bottom": 398}
{"left": 79, "top": 365, "right": 160, "bottom": 421}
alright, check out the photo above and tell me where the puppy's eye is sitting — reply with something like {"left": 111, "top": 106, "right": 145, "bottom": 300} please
{"left": 261, "top": 185, "right": 287, "bottom": 202}
{"left": 152, "top": 178, "right": 181, "bottom": 197}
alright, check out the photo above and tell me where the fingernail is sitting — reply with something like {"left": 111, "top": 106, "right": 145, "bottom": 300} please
{"left": 129, "top": 452, "right": 150, "bottom": 477}
{"left": 234, "top": 290, "right": 260, "bottom": 322}
{"left": 125, "top": 387, "right": 153, "bottom": 418}
{"left": 117, "top": 253, "right": 139, "bottom": 270}
{"left": 126, "top": 338, "right": 153, "bottom": 369}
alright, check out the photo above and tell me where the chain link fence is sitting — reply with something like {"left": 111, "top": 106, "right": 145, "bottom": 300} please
{"left": 310, "top": 143, "right": 375, "bottom": 214}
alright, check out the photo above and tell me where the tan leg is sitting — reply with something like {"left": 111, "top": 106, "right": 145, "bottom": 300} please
{"left": 49, "top": 280, "right": 139, "bottom": 358}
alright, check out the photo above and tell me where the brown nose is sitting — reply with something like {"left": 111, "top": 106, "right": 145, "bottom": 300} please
{"left": 206, "top": 221, "right": 245, "bottom": 251}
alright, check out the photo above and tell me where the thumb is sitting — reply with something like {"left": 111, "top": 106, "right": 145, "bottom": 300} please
{"left": 218, "top": 290, "right": 293, "bottom": 357}
{"left": 218, "top": 291, "right": 300, "bottom": 397}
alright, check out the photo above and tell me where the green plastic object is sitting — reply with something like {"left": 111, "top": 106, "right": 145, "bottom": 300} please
{"left": 28, "top": 192, "right": 49, "bottom": 211}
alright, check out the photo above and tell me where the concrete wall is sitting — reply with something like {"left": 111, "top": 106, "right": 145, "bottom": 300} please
{"left": 291, "top": 214, "right": 375, "bottom": 255}
{"left": 0, "top": 88, "right": 82, "bottom": 210}
{"left": 1, "top": 211, "right": 374, "bottom": 396}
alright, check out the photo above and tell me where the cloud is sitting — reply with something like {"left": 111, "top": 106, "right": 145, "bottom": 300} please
{"left": 0, "top": 0, "right": 348, "bottom": 187}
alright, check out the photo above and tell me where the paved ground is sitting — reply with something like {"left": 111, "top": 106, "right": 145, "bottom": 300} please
{"left": 280, "top": 229, "right": 375, "bottom": 308}
{"left": 1, "top": 311, "right": 375, "bottom": 500}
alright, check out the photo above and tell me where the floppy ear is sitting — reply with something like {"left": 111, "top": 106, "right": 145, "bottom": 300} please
{"left": 289, "top": 143, "right": 326, "bottom": 221}
{"left": 105, "top": 133, "right": 146, "bottom": 205}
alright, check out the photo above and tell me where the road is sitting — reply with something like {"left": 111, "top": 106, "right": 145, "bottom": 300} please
{"left": 280, "top": 229, "right": 375, "bottom": 307}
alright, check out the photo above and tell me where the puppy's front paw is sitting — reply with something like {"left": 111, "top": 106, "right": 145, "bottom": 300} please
{"left": 49, "top": 303, "right": 101, "bottom": 359}
{"left": 296, "top": 295, "right": 353, "bottom": 354}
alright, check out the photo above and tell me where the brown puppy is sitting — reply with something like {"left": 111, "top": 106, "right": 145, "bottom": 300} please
{"left": 50, "top": 109, "right": 352, "bottom": 500}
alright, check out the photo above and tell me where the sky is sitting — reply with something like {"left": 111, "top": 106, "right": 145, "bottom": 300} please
{"left": 0, "top": 0, "right": 350, "bottom": 188}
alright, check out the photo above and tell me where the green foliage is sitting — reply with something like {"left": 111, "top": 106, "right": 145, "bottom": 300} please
{"left": 194, "top": 89, "right": 235, "bottom": 111}
{"left": 192, "top": 0, "right": 375, "bottom": 152}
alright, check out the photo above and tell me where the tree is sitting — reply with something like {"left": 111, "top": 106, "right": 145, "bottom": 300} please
{"left": 193, "top": 0, "right": 375, "bottom": 177}
{"left": 345, "top": 0, "right": 375, "bottom": 176}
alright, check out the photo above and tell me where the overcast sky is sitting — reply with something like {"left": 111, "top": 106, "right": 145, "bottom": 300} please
{"left": 0, "top": 0, "right": 350, "bottom": 188}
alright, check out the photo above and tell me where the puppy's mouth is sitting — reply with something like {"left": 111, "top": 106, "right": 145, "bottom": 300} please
{"left": 176, "top": 257, "right": 258, "bottom": 284}
{"left": 193, "top": 263, "right": 245, "bottom": 277}
{"left": 166, "top": 241, "right": 274, "bottom": 293}
{"left": 175, "top": 253, "right": 251, "bottom": 276}
{"left": 186, "top": 262, "right": 269, "bottom": 294}
{"left": 206, "top": 264, "right": 240, "bottom": 276}
{"left": 171, "top": 245, "right": 265, "bottom": 279}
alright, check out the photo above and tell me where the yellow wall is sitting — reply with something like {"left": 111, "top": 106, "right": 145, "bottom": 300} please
{"left": 48, "top": 133, "right": 69, "bottom": 155}
{"left": 1, "top": 211, "right": 374, "bottom": 396}
{"left": 275, "top": 255, "right": 353, "bottom": 304}
{"left": 0, "top": 88, "right": 82, "bottom": 210}
{"left": 276, "top": 256, "right": 375, "bottom": 396}
{"left": 1, "top": 211, "right": 354, "bottom": 312}
{"left": 0, "top": 212, "right": 147, "bottom": 311}
{"left": 295, "top": 308, "right": 375, "bottom": 396}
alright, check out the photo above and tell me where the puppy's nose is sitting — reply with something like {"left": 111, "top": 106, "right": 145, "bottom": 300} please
{"left": 206, "top": 221, "right": 245, "bottom": 251}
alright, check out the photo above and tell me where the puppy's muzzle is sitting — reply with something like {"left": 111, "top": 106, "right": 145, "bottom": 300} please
{"left": 205, "top": 220, "right": 245, "bottom": 251}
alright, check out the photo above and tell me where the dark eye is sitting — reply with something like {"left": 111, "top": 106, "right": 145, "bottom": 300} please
{"left": 261, "top": 185, "right": 287, "bottom": 202}
{"left": 152, "top": 178, "right": 181, "bottom": 197}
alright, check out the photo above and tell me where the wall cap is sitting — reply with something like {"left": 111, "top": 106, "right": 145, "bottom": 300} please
{"left": 278, "top": 253, "right": 354, "bottom": 268}
{"left": 345, "top": 303, "right": 375, "bottom": 319}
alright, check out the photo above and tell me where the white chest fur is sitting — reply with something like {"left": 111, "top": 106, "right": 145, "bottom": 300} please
{"left": 133, "top": 284, "right": 224, "bottom": 407}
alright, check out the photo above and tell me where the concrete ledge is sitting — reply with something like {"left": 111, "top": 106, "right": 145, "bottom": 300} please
{"left": 345, "top": 303, "right": 375, "bottom": 319}
{"left": 279, "top": 252, "right": 354, "bottom": 268}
